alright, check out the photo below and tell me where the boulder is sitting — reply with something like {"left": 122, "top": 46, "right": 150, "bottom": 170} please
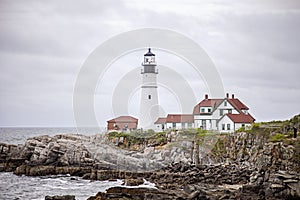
{"left": 124, "top": 178, "right": 144, "bottom": 186}
{"left": 87, "top": 187, "right": 187, "bottom": 200}
{"left": 45, "top": 195, "right": 75, "bottom": 200}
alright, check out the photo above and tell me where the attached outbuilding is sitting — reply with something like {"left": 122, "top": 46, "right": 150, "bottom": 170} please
{"left": 165, "top": 114, "right": 194, "bottom": 130}
{"left": 154, "top": 117, "right": 167, "bottom": 131}
{"left": 218, "top": 113, "right": 255, "bottom": 133}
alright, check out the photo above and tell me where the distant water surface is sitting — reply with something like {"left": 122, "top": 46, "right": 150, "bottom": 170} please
{"left": 0, "top": 128, "right": 157, "bottom": 199}
{"left": 0, "top": 172, "right": 123, "bottom": 200}
{"left": 0, "top": 127, "right": 106, "bottom": 145}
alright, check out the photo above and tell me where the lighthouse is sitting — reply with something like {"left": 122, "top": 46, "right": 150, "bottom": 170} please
{"left": 139, "top": 48, "right": 159, "bottom": 129}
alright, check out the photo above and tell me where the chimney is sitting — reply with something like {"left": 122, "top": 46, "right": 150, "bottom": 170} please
{"left": 205, "top": 94, "right": 208, "bottom": 100}
{"left": 232, "top": 94, "right": 235, "bottom": 99}
{"left": 226, "top": 93, "right": 229, "bottom": 98}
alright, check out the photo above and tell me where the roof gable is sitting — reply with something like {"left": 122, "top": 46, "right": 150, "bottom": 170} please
{"left": 154, "top": 117, "right": 166, "bottom": 124}
{"left": 107, "top": 116, "right": 138, "bottom": 123}
{"left": 228, "top": 99, "right": 249, "bottom": 111}
{"left": 193, "top": 99, "right": 223, "bottom": 114}
{"left": 226, "top": 114, "right": 255, "bottom": 123}
{"left": 194, "top": 95, "right": 250, "bottom": 115}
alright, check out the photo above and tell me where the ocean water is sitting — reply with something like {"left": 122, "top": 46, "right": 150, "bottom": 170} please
{"left": 0, "top": 127, "right": 105, "bottom": 145}
{"left": 0, "top": 127, "right": 150, "bottom": 200}
{"left": 0, "top": 173, "right": 123, "bottom": 200}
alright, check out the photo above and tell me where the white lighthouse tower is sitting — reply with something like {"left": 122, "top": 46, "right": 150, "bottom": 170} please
{"left": 139, "top": 48, "right": 159, "bottom": 129}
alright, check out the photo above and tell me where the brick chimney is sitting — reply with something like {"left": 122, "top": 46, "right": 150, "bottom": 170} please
{"left": 205, "top": 94, "right": 208, "bottom": 100}
{"left": 232, "top": 94, "right": 235, "bottom": 99}
{"left": 226, "top": 93, "right": 229, "bottom": 98}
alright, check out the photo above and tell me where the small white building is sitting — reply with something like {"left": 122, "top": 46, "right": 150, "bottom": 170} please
{"left": 218, "top": 113, "right": 254, "bottom": 133}
{"left": 165, "top": 114, "right": 194, "bottom": 130}
{"left": 155, "top": 114, "right": 194, "bottom": 131}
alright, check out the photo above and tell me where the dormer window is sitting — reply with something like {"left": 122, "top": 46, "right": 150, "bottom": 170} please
{"left": 220, "top": 109, "right": 223, "bottom": 116}
{"left": 224, "top": 101, "right": 227, "bottom": 107}
{"left": 200, "top": 107, "right": 212, "bottom": 114}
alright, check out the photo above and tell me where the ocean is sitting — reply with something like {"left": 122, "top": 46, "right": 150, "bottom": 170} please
{"left": 0, "top": 127, "right": 106, "bottom": 145}
{"left": 0, "top": 127, "right": 131, "bottom": 200}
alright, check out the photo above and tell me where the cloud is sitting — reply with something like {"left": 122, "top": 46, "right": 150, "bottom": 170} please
{"left": 0, "top": 0, "right": 299, "bottom": 126}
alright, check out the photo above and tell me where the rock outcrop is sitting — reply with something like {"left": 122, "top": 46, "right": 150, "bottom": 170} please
{"left": 45, "top": 195, "right": 75, "bottom": 200}
{"left": 20, "top": 134, "right": 94, "bottom": 167}
{"left": 0, "top": 126, "right": 299, "bottom": 200}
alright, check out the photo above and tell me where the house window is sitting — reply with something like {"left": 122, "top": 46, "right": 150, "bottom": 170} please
{"left": 201, "top": 108, "right": 205, "bottom": 113}
{"left": 148, "top": 95, "right": 151, "bottom": 99}
{"left": 208, "top": 108, "right": 211, "bottom": 112}
{"left": 228, "top": 109, "right": 232, "bottom": 114}
{"left": 224, "top": 101, "right": 227, "bottom": 106}
{"left": 222, "top": 124, "right": 225, "bottom": 130}
{"left": 227, "top": 124, "right": 230, "bottom": 130}
{"left": 220, "top": 109, "right": 223, "bottom": 116}
{"left": 172, "top": 123, "right": 176, "bottom": 128}
{"left": 242, "top": 124, "right": 245, "bottom": 127}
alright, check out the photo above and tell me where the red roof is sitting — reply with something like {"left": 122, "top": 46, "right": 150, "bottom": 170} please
{"left": 228, "top": 99, "right": 249, "bottom": 111}
{"left": 107, "top": 116, "right": 138, "bottom": 123}
{"left": 193, "top": 99, "right": 223, "bottom": 114}
{"left": 193, "top": 94, "right": 250, "bottom": 115}
{"left": 166, "top": 114, "right": 194, "bottom": 123}
{"left": 154, "top": 117, "right": 166, "bottom": 124}
{"left": 226, "top": 114, "right": 255, "bottom": 123}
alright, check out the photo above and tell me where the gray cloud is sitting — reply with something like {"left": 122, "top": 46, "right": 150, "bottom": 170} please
{"left": 0, "top": 0, "right": 299, "bottom": 126}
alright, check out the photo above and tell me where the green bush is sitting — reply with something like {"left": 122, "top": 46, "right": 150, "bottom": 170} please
{"left": 108, "top": 131, "right": 129, "bottom": 139}
{"left": 270, "top": 133, "right": 285, "bottom": 142}
{"left": 155, "top": 132, "right": 166, "bottom": 138}
{"left": 197, "top": 128, "right": 208, "bottom": 136}
{"left": 251, "top": 123, "right": 260, "bottom": 130}
{"left": 108, "top": 131, "right": 119, "bottom": 138}
{"left": 235, "top": 126, "right": 245, "bottom": 133}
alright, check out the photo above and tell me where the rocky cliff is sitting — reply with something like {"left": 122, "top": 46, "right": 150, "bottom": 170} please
{"left": 0, "top": 115, "right": 299, "bottom": 199}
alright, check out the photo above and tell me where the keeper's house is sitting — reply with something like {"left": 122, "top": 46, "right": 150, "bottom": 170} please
{"left": 155, "top": 93, "right": 255, "bottom": 133}
{"left": 193, "top": 93, "right": 255, "bottom": 133}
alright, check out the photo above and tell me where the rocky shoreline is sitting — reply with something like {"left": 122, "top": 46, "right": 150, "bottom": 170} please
{"left": 1, "top": 128, "right": 299, "bottom": 199}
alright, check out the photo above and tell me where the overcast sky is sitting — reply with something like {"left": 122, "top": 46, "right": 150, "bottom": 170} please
{"left": 0, "top": 0, "right": 299, "bottom": 127}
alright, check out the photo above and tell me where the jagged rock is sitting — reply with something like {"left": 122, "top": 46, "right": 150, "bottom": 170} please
{"left": 124, "top": 178, "right": 144, "bottom": 186}
{"left": 7, "top": 134, "right": 94, "bottom": 168}
{"left": 45, "top": 195, "right": 75, "bottom": 200}
{"left": 1, "top": 131, "right": 299, "bottom": 200}
{"left": 271, "top": 183, "right": 285, "bottom": 189}
{"left": 87, "top": 187, "right": 187, "bottom": 200}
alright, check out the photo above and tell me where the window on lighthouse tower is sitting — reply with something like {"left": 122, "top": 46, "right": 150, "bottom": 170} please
{"left": 144, "top": 48, "right": 155, "bottom": 64}
{"left": 148, "top": 95, "right": 151, "bottom": 99}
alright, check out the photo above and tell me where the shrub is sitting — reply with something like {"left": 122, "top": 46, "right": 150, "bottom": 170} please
{"left": 270, "top": 133, "right": 285, "bottom": 142}
{"left": 235, "top": 126, "right": 245, "bottom": 133}
{"left": 251, "top": 123, "right": 260, "bottom": 130}
{"left": 108, "top": 131, "right": 119, "bottom": 138}
{"left": 108, "top": 131, "right": 129, "bottom": 139}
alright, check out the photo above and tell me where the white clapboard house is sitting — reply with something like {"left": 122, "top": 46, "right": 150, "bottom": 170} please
{"left": 155, "top": 93, "right": 255, "bottom": 133}
{"left": 193, "top": 93, "right": 255, "bottom": 132}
